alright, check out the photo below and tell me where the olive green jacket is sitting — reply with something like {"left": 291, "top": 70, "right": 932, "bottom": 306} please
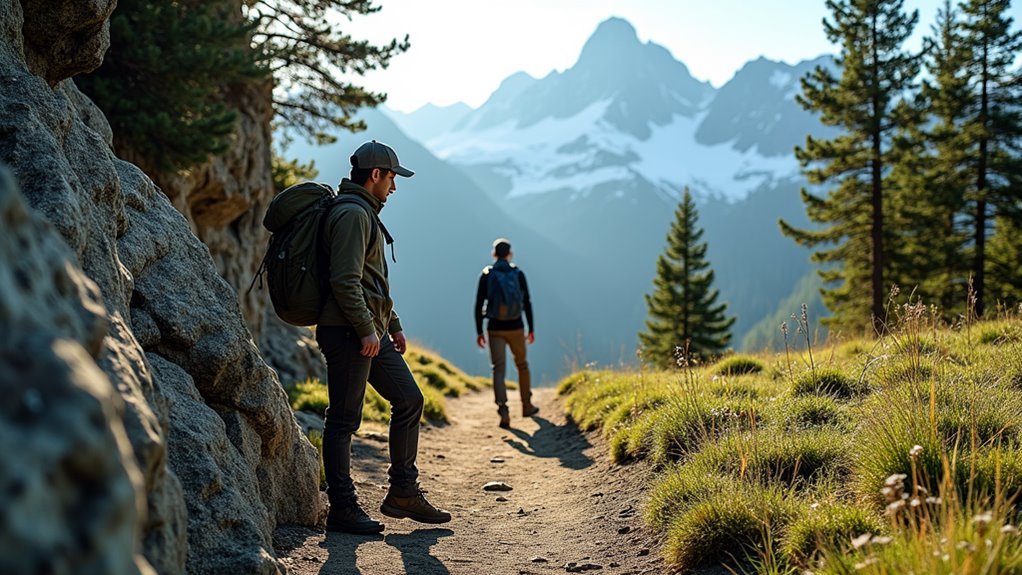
{"left": 317, "top": 179, "right": 402, "bottom": 338}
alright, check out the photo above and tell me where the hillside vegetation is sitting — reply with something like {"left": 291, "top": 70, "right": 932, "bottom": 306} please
{"left": 559, "top": 305, "right": 1022, "bottom": 574}
{"left": 287, "top": 343, "right": 490, "bottom": 425}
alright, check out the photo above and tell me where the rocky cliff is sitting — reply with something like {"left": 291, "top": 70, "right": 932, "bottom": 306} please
{"left": 0, "top": 1, "right": 321, "bottom": 573}
{"left": 108, "top": 10, "right": 325, "bottom": 386}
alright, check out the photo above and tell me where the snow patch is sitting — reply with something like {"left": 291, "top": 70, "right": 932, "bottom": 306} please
{"left": 426, "top": 98, "right": 801, "bottom": 203}
{"left": 769, "top": 69, "right": 793, "bottom": 90}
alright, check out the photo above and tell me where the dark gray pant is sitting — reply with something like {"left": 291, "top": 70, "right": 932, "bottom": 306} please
{"left": 316, "top": 326, "right": 423, "bottom": 502}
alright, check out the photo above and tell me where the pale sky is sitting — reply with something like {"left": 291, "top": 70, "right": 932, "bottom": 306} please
{"left": 346, "top": 1, "right": 1022, "bottom": 113}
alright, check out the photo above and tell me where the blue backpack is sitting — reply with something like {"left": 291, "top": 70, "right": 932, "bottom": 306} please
{"left": 485, "top": 263, "right": 523, "bottom": 321}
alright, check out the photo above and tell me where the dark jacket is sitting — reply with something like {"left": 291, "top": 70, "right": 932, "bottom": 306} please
{"left": 474, "top": 260, "right": 533, "bottom": 335}
{"left": 318, "top": 179, "right": 402, "bottom": 338}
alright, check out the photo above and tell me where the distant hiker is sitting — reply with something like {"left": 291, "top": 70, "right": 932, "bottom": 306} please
{"left": 316, "top": 140, "right": 450, "bottom": 534}
{"left": 475, "top": 238, "right": 538, "bottom": 428}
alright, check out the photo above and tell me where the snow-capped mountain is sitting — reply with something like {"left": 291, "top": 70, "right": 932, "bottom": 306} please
{"left": 287, "top": 17, "right": 837, "bottom": 378}
{"left": 419, "top": 17, "right": 831, "bottom": 207}
{"left": 383, "top": 102, "right": 471, "bottom": 145}
{"left": 382, "top": 17, "right": 836, "bottom": 361}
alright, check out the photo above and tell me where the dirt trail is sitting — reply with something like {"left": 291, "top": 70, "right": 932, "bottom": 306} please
{"left": 275, "top": 387, "right": 668, "bottom": 575}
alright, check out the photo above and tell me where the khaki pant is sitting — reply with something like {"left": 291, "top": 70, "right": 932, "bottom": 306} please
{"left": 488, "top": 328, "right": 531, "bottom": 410}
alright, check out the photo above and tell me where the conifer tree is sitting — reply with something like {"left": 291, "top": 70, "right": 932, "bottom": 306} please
{"left": 77, "top": 0, "right": 409, "bottom": 172}
{"left": 272, "top": 153, "right": 319, "bottom": 190}
{"left": 77, "top": 0, "right": 264, "bottom": 171}
{"left": 781, "top": 0, "right": 919, "bottom": 334}
{"left": 887, "top": 0, "right": 972, "bottom": 317}
{"left": 955, "top": 0, "right": 1022, "bottom": 317}
{"left": 248, "top": 0, "right": 410, "bottom": 144}
{"left": 987, "top": 215, "right": 1022, "bottom": 308}
{"left": 639, "top": 189, "right": 735, "bottom": 368}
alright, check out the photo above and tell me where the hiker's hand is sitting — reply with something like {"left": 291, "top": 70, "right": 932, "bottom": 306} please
{"left": 360, "top": 333, "right": 381, "bottom": 357}
{"left": 392, "top": 331, "right": 407, "bottom": 355}
{"left": 527, "top": 332, "right": 535, "bottom": 345}
{"left": 476, "top": 334, "right": 486, "bottom": 348}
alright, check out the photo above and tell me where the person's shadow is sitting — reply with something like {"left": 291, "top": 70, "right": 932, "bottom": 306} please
{"left": 319, "top": 531, "right": 383, "bottom": 574}
{"left": 385, "top": 528, "right": 455, "bottom": 575}
{"left": 503, "top": 415, "right": 593, "bottom": 470}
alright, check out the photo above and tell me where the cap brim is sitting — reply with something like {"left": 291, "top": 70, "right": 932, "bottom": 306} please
{"left": 393, "top": 165, "right": 414, "bottom": 177}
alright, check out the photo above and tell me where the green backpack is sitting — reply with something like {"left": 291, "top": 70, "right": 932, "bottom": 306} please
{"left": 250, "top": 182, "right": 379, "bottom": 327}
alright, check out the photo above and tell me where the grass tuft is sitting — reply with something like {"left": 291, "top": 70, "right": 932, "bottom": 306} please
{"left": 782, "top": 502, "right": 883, "bottom": 565}
{"left": 711, "top": 355, "right": 766, "bottom": 377}
{"left": 689, "top": 428, "right": 850, "bottom": 489}
{"left": 664, "top": 483, "right": 798, "bottom": 571}
{"left": 778, "top": 395, "right": 848, "bottom": 431}
{"left": 792, "top": 367, "right": 865, "bottom": 399}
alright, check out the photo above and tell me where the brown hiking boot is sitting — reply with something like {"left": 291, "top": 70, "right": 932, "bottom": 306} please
{"left": 498, "top": 405, "right": 511, "bottom": 428}
{"left": 327, "top": 497, "right": 384, "bottom": 534}
{"left": 380, "top": 489, "right": 452, "bottom": 524}
{"left": 522, "top": 404, "right": 540, "bottom": 417}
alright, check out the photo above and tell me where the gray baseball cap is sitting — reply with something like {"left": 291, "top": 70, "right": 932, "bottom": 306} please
{"left": 350, "top": 140, "right": 414, "bottom": 177}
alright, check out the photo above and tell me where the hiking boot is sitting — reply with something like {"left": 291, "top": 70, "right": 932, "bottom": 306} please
{"left": 326, "top": 497, "right": 384, "bottom": 534}
{"left": 498, "top": 405, "right": 511, "bottom": 428}
{"left": 380, "top": 489, "right": 452, "bottom": 524}
{"left": 522, "top": 404, "right": 540, "bottom": 417}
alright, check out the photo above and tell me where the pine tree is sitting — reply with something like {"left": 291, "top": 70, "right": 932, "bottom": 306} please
{"left": 248, "top": 0, "right": 410, "bottom": 144}
{"left": 271, "top": 153, "right": 318, "bottom": 190}
{"left": 956, "top": 0, "right": 1022, "bottom": 317}
{"left": 639, "top": 189, "right": 735, "bottom": 368}
{"left": 887, "top": 0, "right": 972, "bottom": 318}
{"left": 76, "top": 0, "right": 265, "bottom": 171}
{"left": 77, "top": 0, "right": 409, "bottom": 172}
{"left": 781, "top": 0, "right": 920, "bottom": 335}
{"left": 987, "top": 215, "right": 1022, "bottom": 308}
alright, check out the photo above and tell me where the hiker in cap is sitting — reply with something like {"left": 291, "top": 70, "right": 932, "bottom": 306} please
{"left": 474, "top": 238, "right": 538, "bottom": 428}
{"left": 316, "top": 140, "right": 451, "bottom": 534}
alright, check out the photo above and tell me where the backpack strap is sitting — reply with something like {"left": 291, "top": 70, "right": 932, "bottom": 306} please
{"left": 326, "top": 195, "right": 381, "bottom": 253}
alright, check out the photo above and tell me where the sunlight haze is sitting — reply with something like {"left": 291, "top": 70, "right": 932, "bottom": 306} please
{"left": 347, "top": 0, "right": 1020, "bottom": 112}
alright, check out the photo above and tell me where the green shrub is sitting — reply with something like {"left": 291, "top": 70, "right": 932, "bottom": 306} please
{"left": 420, "top": 385, "right": 446, "bottom": 423}
{"left": 792, "top": 367, "right": 865, "bottom": 399}
{"left": 780, "top": 396, "right": 847, "bottom": 431}
{"left": 895, "top": 335, "right": 942, "bottom": 357}
{"left": 650, "top": 395, "right": 759, "bottom": 466}
{"left": 646, "top": 462, "right": 730, "bottom": 529}
{"left": 413, "top": 365, "right": 464, "bottom": 397}
{"left": 711, "top": 355, "right": 765, "bottom": 377}
{"left": 664, "top": 483, "right": 797, "bottom": 571}
{"left": 288, "top": 379, "right": 330, "bottom": 416}
{"left": 602, "top": 392, "right": 669, "bottom": 437}
{"left": 852, "top": 378, "right": 1022, "bottom": 505}
{"left": 611, "top": 407, "right": 663, "bottom": 463}
{"left": 872, "top": 356, "right": 935, "bottom": 387}
{"left": 557, "top": 370, "right": 597, "bottom": 396}
{"left": 604, "top": 392, "right": 672, "bottom": 462}
{"left": 710, "top": 380, "right": 761, "bottom": 400}
{"left": 818, "top": 506, "right": 1022, "bottom": 574}
{"left": 782, "top": 502, "right": 883, "bottom": 564}
{"left": 364, "top": 383, "right": 446, "bottom": 424}
{"left": 1002, "top": 348, "right": 1022, "bottom": 390}
{"left": 563, "top": 374, "right": 641, "bottom": 431}
{"left": 689, "top": 429, "right": 850, "bottom": 489}
{"left": 980, "top": 324, "right": 1022, "bottom": 346}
